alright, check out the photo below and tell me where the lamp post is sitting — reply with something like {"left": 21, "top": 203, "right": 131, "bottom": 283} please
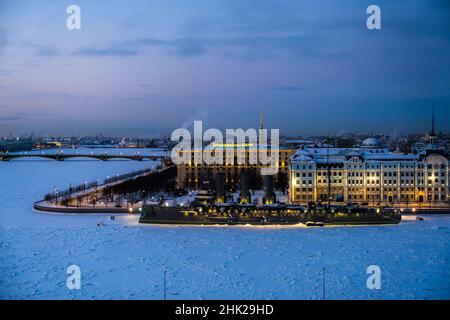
{"left": 434, "top": 176, "right": 439, "bottom": 208}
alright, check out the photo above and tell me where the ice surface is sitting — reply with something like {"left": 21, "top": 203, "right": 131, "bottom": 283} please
{"left": 0, "top": 150, "right": 449, "bottom": 299}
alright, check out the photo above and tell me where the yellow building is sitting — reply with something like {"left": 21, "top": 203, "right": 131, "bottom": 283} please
{"left": 289, "top": 144, "right": 450, "bottom": 206}
{"left": 177, "top": 146, "right": 295, "bottom": 191}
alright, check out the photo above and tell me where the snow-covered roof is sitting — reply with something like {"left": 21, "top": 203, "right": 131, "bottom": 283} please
{"left": 291, "top": 149, "right": 313, "bottom": 162}
{"left": 362, "top": 137, "right": 383, "bottom": 148}
{"left": 291, "top": 147, "right": 422, "bottom": 164}
{"left": 285, "top": 139, "right": 315, "bottom": 144}
{"left": 364, "top": 153, "right": 418, "bottom": 161}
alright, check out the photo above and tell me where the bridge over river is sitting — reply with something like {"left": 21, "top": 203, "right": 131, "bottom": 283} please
{"left": 0, "top": 152, "right": 168, "bottom": 161}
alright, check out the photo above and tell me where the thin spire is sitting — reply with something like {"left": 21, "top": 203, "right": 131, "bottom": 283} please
{"left": 259, "top": 112, "right": 264, "bottom": 130}
{"left": 430, "top": 104, "right": 437, "bottom": 146}
{"left": 431, "top": 104, "right": 435, "bottom": 136}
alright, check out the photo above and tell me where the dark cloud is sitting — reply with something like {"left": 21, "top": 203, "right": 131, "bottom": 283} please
{"left": 72, "top": 46, "right": 139, "bottom": 56}
{"left": 6, "top": 91, "right": 81, "bottom": 100}
{"left": 64, "top": 0, "right": 450, "bottom": 62}
{"left": 0, "top": 115, "right": 23, "bottom": 121}
{"left": 71, "top": 34, "right": 325, "bottom": 60}
{"left": 34, "top": 46, "right": 59, "bottom": 57}
{"left": 1, "top": 0, "right": 449, "bottom": 135}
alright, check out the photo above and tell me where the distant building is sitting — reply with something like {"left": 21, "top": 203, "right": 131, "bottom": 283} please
{"left": 361, "top": 137, "right": 384, "bottom": 149}
{"left": 0, "top": 138, "right": 34, "bottom": 152}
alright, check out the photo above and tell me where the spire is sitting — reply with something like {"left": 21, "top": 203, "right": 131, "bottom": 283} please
{"left": 429, "top": 104, "right": 437, "bottom": 145}
{"left": 431, "top": 105, "right": 435, "bottom": 136}
{"left": 259, "top": 112, "right": 264, "bottom": 130}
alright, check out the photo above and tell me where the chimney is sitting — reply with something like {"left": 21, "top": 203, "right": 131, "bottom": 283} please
{"left": 240, "top": 171, "right": 251, "bottom": 204}
{"left": 263, "top": 174, "right": 275, "bottom": 204}
{"left": 215, "top": 172, "right": 225, "bottom": 203}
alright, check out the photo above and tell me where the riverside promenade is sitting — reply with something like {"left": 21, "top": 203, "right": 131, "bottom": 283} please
{"left": 33, "top": 164, "right": 175, "bottom": 214}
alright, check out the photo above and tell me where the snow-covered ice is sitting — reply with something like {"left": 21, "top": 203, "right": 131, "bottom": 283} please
{"left": 1, "top": 152, "right": 450, "bottom": 299}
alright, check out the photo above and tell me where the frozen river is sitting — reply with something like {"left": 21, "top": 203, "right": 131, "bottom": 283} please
{"left": 0, "top": 150, "right": 449, "bottom": 299}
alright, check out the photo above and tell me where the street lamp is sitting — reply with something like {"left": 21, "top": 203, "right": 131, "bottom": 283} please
{"left": 53, "top": 188, "right": 59, "bottom": 204}
{"left": 434, "top": 176, "right": 439, "bottom": 208}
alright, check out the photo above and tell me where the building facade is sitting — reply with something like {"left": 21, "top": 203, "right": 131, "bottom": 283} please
{"left": 289, "top": 144, "right": 450, "bottom": 206}
{"left": 176, "top": 113, "right": 296, "bottom": 191}
{"left": 177, "top": 146, "right": 295, "bottom": 191}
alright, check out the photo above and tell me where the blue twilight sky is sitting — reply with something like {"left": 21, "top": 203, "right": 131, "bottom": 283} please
{"left": 0, "top": 0, "right": 449, "bottom": 137}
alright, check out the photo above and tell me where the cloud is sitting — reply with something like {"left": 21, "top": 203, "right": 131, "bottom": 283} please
{"left": 0, "top": 109, "right": 55, "bottom": 123}
{"left": 111, "top": 93, "right": 157, "bottom": 101}
{"left": 6, "top": 91, "right": 81, "bottom": 100}
{"left": 167, "top": 38, "right": 206, "bottom": 57}
{"left": 0, "top": 28, "right": 8, "bottom": 55}
{"left": 0, "top": 68, "right": 13, "bottom": 76}
{"left": 34, "top": 46, "right": 59, "bottom": 57}
{"left": 0, "top": 115, "right": 23, "bottom": 121}
{"left": 71, "top": 34, "right": 325, "bottom": 60}
{"left": 269, "top": 86, "right": 303, "bottom": 92}
{"left": 72, "top": 46, "right": 139, "bottom": 57}
{"left": 72, "top": 38, "right": 205, "bottom": 58}
{"left": 68, "top": 0, "right": 450, "bottom": 62}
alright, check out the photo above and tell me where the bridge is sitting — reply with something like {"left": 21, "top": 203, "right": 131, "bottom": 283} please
{"left": 0, "top": 153, "right": 168, "bottom": 161}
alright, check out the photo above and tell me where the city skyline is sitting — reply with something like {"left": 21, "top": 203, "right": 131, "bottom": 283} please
{"left": 0, "top": 0, "right": 449, "bottom": 136}
{"left": 1, "top": 1, "right": 450, "bottom": 305}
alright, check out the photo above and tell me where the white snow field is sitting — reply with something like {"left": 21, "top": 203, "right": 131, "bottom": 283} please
{"left": 1, "top": 154, "right": 450, "bottom": 300}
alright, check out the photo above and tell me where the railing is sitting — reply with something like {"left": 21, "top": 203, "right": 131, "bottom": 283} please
{"left": 42, "top": 165, "right": 165, "bottom": 203}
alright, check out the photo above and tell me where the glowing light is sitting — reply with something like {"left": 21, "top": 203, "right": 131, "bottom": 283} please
{"left": 212, "top": 143, "right": 254, "bottom": 148}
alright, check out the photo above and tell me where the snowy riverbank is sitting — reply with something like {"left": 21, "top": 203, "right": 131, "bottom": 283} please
{"left": 1, "top": 154, "right": 449, "bottom": 299}
{"left": 1, "top": 216, "right": 450, "bottom": 299}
